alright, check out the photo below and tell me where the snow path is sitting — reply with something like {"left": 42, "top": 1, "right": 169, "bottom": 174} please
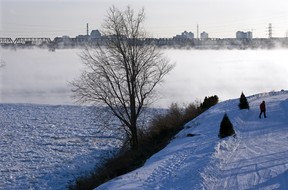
{"left": 203, "top": 92, "right": 288, "bottom": 190}
{"left": 96, "top": 91, "right": 288, "bottom": 190}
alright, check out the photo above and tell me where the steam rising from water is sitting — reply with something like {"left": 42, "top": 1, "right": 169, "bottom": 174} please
{"left": 160, "top": 49, "right": 288, "bottom": 106}
{"left": 1, "top": 48, "right": 287, "bottom": 107}
{"left": 0, "top": 49, "right": 83, "bottom": 105}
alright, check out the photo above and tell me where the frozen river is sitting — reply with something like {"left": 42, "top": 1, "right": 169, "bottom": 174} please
{"left": 1, "top": 48, "right": 288, "bottom": 107}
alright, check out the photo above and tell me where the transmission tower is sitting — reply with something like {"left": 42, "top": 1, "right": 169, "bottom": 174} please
{"left": 268, "top": 23, "right": 272, "bottom": 38}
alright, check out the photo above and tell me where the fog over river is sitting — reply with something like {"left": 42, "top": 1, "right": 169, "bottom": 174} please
{"left": 1, "top": 48, "right": 287, "bottom": 107}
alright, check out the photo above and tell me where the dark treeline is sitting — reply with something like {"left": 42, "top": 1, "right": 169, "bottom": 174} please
{"left": 1, "top": 37, "right": 288, "bottom": 50}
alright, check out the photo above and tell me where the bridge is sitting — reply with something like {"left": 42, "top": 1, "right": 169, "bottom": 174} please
{"left": 14, "top": 38, "right": 51, "bottom": 45}
{"left": 0, "top": 38, "right": 14, "bottom": 44}
{"left": 0, "top": 37, "right": 52, "bottom": 45}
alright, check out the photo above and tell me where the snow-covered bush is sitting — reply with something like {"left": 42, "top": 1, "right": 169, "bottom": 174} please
{"left": 218, "top": 113, "right": 236, "bottom": 138}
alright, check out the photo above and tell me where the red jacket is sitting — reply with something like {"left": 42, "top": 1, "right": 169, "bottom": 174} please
{"left": 260, "top": 102, "right": 266, "bottom": 111}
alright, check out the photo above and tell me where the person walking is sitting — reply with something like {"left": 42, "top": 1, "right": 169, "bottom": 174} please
{"left": 259, "top": 101, "right": 267, "bottom": 118}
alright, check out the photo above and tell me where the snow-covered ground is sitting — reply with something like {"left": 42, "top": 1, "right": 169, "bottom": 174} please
{"left": 96, "top": 90, "right": 288, "bottom": 190}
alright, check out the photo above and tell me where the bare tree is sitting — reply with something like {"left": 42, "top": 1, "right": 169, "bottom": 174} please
{"left": 71, "top": 6, "right": 174, "bottom": 150}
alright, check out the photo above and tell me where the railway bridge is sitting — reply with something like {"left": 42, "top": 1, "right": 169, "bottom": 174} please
{"left": 0, "top": 37, "right": 52, "bottom": 45}
{"left": 0, "top": 38, "right": 14, "bottom": 44}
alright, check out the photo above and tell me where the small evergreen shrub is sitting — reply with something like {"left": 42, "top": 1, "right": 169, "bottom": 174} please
{"left": 200, "top": 95, "right": 219, "bottom": 110}
{"left": 218, "top": 113, "right": 236, "bottom": 138}
{"left": 238, "top": 92, "right": 250, "bottom": 110}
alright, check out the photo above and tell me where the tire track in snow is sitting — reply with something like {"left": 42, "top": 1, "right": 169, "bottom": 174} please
{"left": 201, "top": 135, "right": 242, "bottom": 190}
{"left": 202, "top": 92, "right": 288, "bottom": 189}
{"left": 214, "top": 97, "right": 264, "bottom": 189}
{"left": 141, "top": 149, "right": 190, "bottom": 189}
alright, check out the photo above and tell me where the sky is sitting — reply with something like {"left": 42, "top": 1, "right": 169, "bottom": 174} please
{"left": 1, "top": 0, "right": 288, "bottom": 39}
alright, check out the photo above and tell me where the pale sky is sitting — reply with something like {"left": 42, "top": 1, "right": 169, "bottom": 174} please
{"left": 1, "top": 0, "right": 288, "bottom": 39}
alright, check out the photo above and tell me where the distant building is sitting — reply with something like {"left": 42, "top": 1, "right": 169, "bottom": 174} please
{"left": 200, "top": 31, "right": 209, "bottom": 39}
{"left": 75, "top": 35, "right": 88, "bottom": 39}
{"left": 90, "top": 30, "right": 101, "bottom": 39}
{"left": 236, "top": 31, "right": 246, "bottom": 39}
{"left": 236, "top": 31, "right": 253, "bottom": 39}
{"left": 246, "top": 31, "right": 253, "bottom": 39}
{"left": 174, "top": 31, "right": 194, "bottom": 39}
{"left": 53, "top": 35, "right": 73, "bottom": 46}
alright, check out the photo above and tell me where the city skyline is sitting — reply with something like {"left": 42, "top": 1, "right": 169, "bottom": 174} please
{"left": 1, "top": 0, "right": 288, "bottom": 39}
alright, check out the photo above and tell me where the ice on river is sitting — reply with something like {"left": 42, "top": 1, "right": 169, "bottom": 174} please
{"left": 0, "top": 104, "right": 122, "bottom": 189}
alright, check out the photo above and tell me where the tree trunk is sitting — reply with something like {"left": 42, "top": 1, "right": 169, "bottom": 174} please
{"left": 131, "top": 122, "right": 138, "bottom": 150}
{"left": 130, "top": 73, "right": 138, "bottom": 150}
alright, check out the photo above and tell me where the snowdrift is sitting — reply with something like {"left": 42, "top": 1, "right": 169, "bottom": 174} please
{"left": 96, "top": 91, "right": 288, "bottom": 190}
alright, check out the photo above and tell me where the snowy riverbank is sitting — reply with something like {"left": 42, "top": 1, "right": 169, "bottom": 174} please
{"left": 96, "top": 90, "right": 288, "bottom": 189}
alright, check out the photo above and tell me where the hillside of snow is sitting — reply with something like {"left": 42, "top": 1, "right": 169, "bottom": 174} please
{"left": 96, "top": 90, "right": 288, "bottom": 190}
